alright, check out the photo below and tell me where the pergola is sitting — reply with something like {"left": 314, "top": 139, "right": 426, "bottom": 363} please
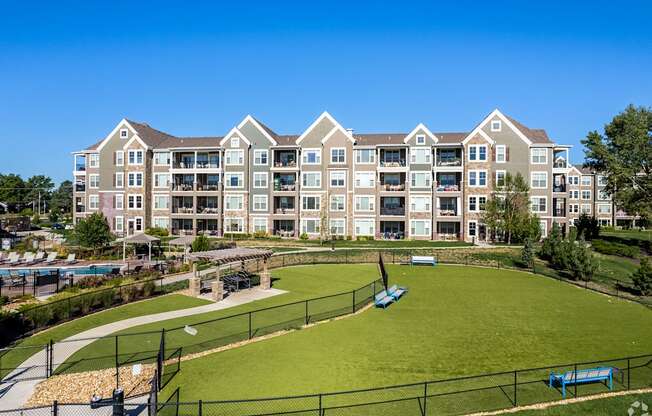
{"left": 169, "top": 235, "right": 195, "bottom": 256}
{"left": 119, "top": 233, "right": 160, "bottom": 262}
{"left": 186, "top": 248, "right": 274, "bottom": 300}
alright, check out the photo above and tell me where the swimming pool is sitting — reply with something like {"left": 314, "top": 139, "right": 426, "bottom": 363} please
{"left": 0, "top": 265, "right": 120, "bottom": 277}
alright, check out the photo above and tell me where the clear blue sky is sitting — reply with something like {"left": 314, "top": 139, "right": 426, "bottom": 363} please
{"left": 1, "top": 1, "right": 650, "bottom": 184}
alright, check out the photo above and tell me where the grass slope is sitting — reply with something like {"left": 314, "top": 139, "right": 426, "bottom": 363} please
{"left": 161, "top": 264, "right": 652, "bottom": 403}
{"left": 514, "top": 391, "right": 652, "bottom": 415}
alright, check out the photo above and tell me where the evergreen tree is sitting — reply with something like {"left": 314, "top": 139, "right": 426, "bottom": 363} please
{"left": 521, "top": 238, "right": 535, "bottom": 268}
{"left": 632, "top": 257, "right": 652, "bottom": 295}
{"left": 74, "top": 213, "right": 114, "bottom": 253}
{"left": 191, "top": 234, "right": 211, "bottom": 252}
{"left": 50, "top": 180, "right": 73, "bottom": 214}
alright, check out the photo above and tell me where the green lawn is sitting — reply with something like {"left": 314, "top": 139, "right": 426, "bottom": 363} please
{"left": 1, "top": 294, "right": 210, "bottom": 379}
{"left": 602, "top": 229, "right": 652, "bottom": 242}
{"left": 158, "top": 264, "right": 652, "bottom": 410}
{"left": 514, "top": 391, "right": 652, "bottom": 415}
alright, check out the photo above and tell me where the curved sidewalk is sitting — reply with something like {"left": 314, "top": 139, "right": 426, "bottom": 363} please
{"left": 0, "top": 287, "right": 286, "bottom": 410}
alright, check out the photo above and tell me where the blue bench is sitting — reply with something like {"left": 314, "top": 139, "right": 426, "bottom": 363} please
{"left": 387, "top": 284, "right": 407, "bottom": 301}
{"left": 374, "top": 290, "right": 394, "bottom": 309}
{"left": 549, "top": 367, "right": 614, "bottom": 398}
{"left": 411, "top": 256, "right": 436, "bottom": 266}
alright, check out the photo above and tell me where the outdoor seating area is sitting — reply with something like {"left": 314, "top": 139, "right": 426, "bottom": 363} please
{"left": 410, "top": 255, "right": 437, "bottom": 266}
{"left": 374, "top": 284, "right": 408, "bottom": 309}
{"left": 0, "top": 251, "right": 77, "bottom": 267}
{"left": 549, "top": 366, "right": 615, "bottom": 398}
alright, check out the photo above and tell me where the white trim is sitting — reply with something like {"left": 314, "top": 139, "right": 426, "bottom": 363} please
{"left": 495, "top": 170, "right": 506, "bottom": 187}
{"left": 127, "top": 172, "right": 144, "bottom": 188}
{"left": 329, "top": 170, "right": 346, "bottom": 188}
{"left": 490, "top": 120, "right": 502, "bottom": 132}
{"left": 300, "top": 217, "right": 322, "bottom": 235}
{"left": 96, "top": 119, "right": 139, "bottom": 152}
{"left": 462, "top": 109, "right": 532, "bottom": 146}
{"left": 88, "top": 174, "right": 100, "bottom": 189}
{"left": 530, "top": 196, "right": 547, "bottom": 213}
{"left": 300, "top": 195, "right": 321, "bottom": 211}
{"left": 301, "top": 148, "right": 322, "bottom": 165}
{"left": 329, "top": 194, "right": 346, "bottom": 212}
{"left": 329, "top": 218, "right": 346, "bottom": 236}
{"left": 114, "top": 194, "right": 124, "bottom": 210}
{"left": 114, "top": 216, "right": 124, "bottom": 232}
{"left": 297, "top": 111, "right": 354, "bottom": 145}
{"left": 468, "top": 170, "right": 488, "bottom": 187}
{"left": 152, "top": 216, "right": 170, "bottom": 230}
{"left": 88, "top": 194, "right": 99, "bottom": 210}
{"left": 409, "top": 195, "right": 431, "bottom": 212}
{"left": 237, "top": 115, "right": 278, "bottom": 145}
{"left": 329, "top": 147, "right": 347, "bottom": 164}
{"left": 127, "top": 194, "right": 144, "bottom": 210}
{"left": 467, "top": 220, "right": 478, "bottom": 238}
{"left": 127, "top": 149, "right": 144, "bottom": 166}
{"left": 403, "top": 123, "right": 438, "bottom": 144}
{"left": 467, "top": 144, "right": 488, "bottom": 162}
{"left": 354, "top": 195, "right": 375, "bottom": 212}
{"left": 530, "top": 148, "right": 548, "bottom": 164}
{"left": 409, "top": 147, "right": 432, "bottom": 164}
{"left": 467, "top": 195, "right": 487, "bottom": 213}
{"left": 354, "top": 171, "right": 375, "bottom": 188}
{"left": 122, "top": 134, "right": 149, "bottom": 151}
{"left": 409, "top": 219, "right": 432, "bottom": 237}
{"left": 219, "top": 127, "right": 251, "bottom": 146}
{"left": 153, "top": 151, "right": 170, "bottom": 166}
{"left": 301, "top": 171, "right": 322, "bottom": 188}
{"left": 153, "top": 194, "right": 170, "bottom": 210}
{"left": 355, "top": 148, "right": 376, "bottom": 164}
{"left": 253, "top": 172, "right": 268, "bottom": 189}
{"left": 495, "top": 145, "right": 506, "bottom": 163}
{"left": 115, "top": 172, "right": 124, "bottom": 189}
{"left": 530, "top": 171, "right": 548, "bottom": 189}
{"left": 224, "top": 149, "right": 245, "bottom": 166}
{"left": 251, "top": 216, "right": 269, "bottom": 233}
{"left": 153, "top": 173, "right": 170, "bottom": 189}
{"left": 224, "top": 194, "right": 245, "bottom": 211}
{"left": 253, "top": 149, "right": 269, "bottom": 166}
{"left": 224, "top": 172, "right": 245, "bottom": 189}
{"left": 252, "top": 195, "right": 269, "bottom": 212}
{"left": 115, "top": 151, "right": 124, "bottom": 167}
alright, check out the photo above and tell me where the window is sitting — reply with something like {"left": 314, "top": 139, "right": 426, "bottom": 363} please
{"left": 152, "top": 217, "right": 169, "bottom": 229}
{"left": 253, "top": 195, "right": 268, "bottom": 211}
{"left": 598, "top": 175, "right": 608, "bottom": 186}
{"left": 254, "top": 150, "right": 268, "bottom": 166}
{"left": 581, "top": 176, "right": 592, "bottom": 186}
{"left": 410, "top": 220, "right": 431, "bottom": 237}
{"left": 128, "top": 172, "right": 143, "bottom": 187}
{"left": 225, "top": 149, "right": 244, "bottom": 165}
{"left": 598, "top": 204, "right": 611, "bottom": 214}
{"left": 253, "top": 172, "right": 268, "bottom": 188}
{"left": 495, "top": 171, "right": 506, "bottom": 187}
{"left": 153, "top": 195, "right": 169, "bottom": 210}
{"left": 128, "top": 150, "right": 143, "bottom": 165}
{"left": 410, "top": 196, "right": 431, "bottom": 212}
{"left": 410, "top": 172, "right": 431, "bottom": 188}
{"left": 468, "top": 145, "right": 487, "bottom": 162}
{"left": 302, "top": 195, "right": 320, "bottom": 211}
{"left": 330, "top": 195, "right": 345, "bottom": 211}
{"left": 581, "top": 204, "right": 592, "bottom": 214}
{"left": 154, "top": 173, "right": 169, "bottom": 188}
{"left": 495, "top": 145, "right": 506, "bottom": 163}
{"left": 468, "top": 196, "right": 487, "bottom": 212}
{"left": 355, "top": 219, "right": 375, "bottom": 236}
{"left": 302, "top": 172, "right": 321, "bottom": 188}
{"left": 531, "top": 172, "right": 548, "bottom": 189}
{"left": 225, "top": 195, "right": 244, "bottom": 210}
{"left": 128, "top": 194, "right": 143, "bottom": 209}
{"left": 410, "top": 148, "right": 431, "bottom": 164}
{"left": 468, "top": 170, "right": 487, "bottom": 187}
{"left": 89, "top": 174, "right": 99, "bottom": 189}
{"left": 134, "top": 217, "right": 143, "bottom": 232}
{"left": 230, "top": 137, "right": 240, "bottom": 148}
{"left": 598, "top": 190, "right": 610, "bottom": 200}
{"left": 416, "top": 134, "right": 426, "bottom": 145}
{"left": 355, "top": 149, "right": 375, "bottom": 164}
{"left": 120, "top": 128, "right": 129, "bottom": 139}
{"left": 225, "top": 218, "right": 244, "bottom": 233}
{"left": 114, "top": 194, "right": 124, "bottom": 210}
{"left": 539, "top": 221, "right": 548, "bottom": 238}
{"left": 569, "top": 190, "right": 579, "bottom": 199}
{"left": 88, "top": 195, "right": 99, "bottom": 210}
{"left": 89, "top": 154, "right": 100, "bottom": 168}
{"left": 302, "top": 149, "right": 321, "bottom": 164}
{"left": 330, "top": 219, "right": 345, "bottom": 236}
{"left": 252, "top": 217, "right": 267, "bottom": 233}
{"left": 301, "top": 219, "right": 320, "bottom": 234}
{"left": 531, "top": 148, "right": 547, "bottom": 164}
{"left": 330, "top": 171, "right": 345, "bottom": 188}
{"left": 225, "top": 173, "right": 244, "bottom": 188}
{"left": 330, "top": 148, "right": 345, "bottom": 164}
{"left": 355, "top": 196, "right": 375, "bottom": 212}
{"left": 568, "top": 176, "right": 579, "bottom": 186}
{"left": 491, "top": 120, "right": 502, "bottom": 132}
{"left": 530, "top": 197, "right": 547, "bottom": 213}
{"left": 115, "top": 172, "right": 124, "bottom": 188}
{"left": 468, "top": 221, "right": 477, "bottom": 237}
{"left": 154, "top": 152, "right": 169, "bottom": 166}
{"left": 115, "top": 151, "right": 124, "bottom": 166}
{"left": 569, "top": 204, "right": 579, "bottom": 214}
{"left": 355, "top": 172, "right": 375, "bottom": 188}
{"left": 114, "top": 216, "right": 124, "bottom": 232}
{"left": 581, "top": 190, "right": 591, "bottom": 200}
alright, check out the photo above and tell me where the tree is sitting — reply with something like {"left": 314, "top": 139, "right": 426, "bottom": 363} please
{"left": 25, "top": 175, "right": 54, "bottom": 213}
{"left": 521, "top": 238, "right": 535, "bottom": 268}
{"left": 49, "top": 209, "right": 60, "bottom": 224}
{"left": 582, "top": 105, "right": 652, "bottom": 220}
{"left": 632, "top": 257, "right": 652, "bottom": 295}
{"left": 575, "top": 214, "right": 600, "bottom": 240}
{"left": 74, "top": 213, "right": 114, "bottom": 252}
{"left": 0, "top": 174, "right": 26, "bottom": 212}
{"left": 567, "top": 239, "right": 596, "bottom": 281}
{"left": 483, "top": 172, "right": 540, "bottom": 243}
{"left": 539, "top": 222, "right": 563, "bottom": 261}
{"left": 50, "top": 180, "right": 73, "bottom": 214}
{"left": 191, "top": 234, "right": 211, "bottom": 252}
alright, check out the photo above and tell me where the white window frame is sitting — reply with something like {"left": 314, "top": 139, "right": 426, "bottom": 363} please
{"left": 152, "top": 217, "right": 170, "bottom": 230}
{"left": 301, "top": 218, "right": 321, "bottom": 235}
{"left": 224, "top": 217, "right": 245, "bottom": 233}
{"left": 114, "top": 194, "right": 124, "bottom": 210}
{"left": 468, "top": 195, "right": 487, "bottom": 213}
{"left": 252, "top": 195, "right": 268, "bottom": 212}
{"left": 581, "top": 190, "right": 592, "bottom": 200}
{"left": 539, "top": 220, "right": 548, "bottom": 238}
{"left": 354, "top": 219, "right": 375, "bottom": 237}
{"left": 495, "top": 145, "right": 506, "bottom": 163}
{"left": 225, "top": 149, "right": 244, "bottom": 166}
{"left": 89, "top": 154, "right": 100, "bottom": 168}
{"left": 410, "top": 219, "right": 431, "bottom": 237}
{"left": 569, "top": 190, "right": 579, "bottom": 199}
{"left": 154, "top": 152, "right": 170, "bottom": 166}
{"left": 598, "top": 203, "right": 612, "bottom": 215}
{"left": 253, "top": 150, "right": 269, "bottom": 166}
{"left": 153, "top": 173, "right": 169, "bottom": 189}
{"left": 252, "top": 217, "right": 268, "bottom": 233}
{"left": 410, "top": 195, "right": 431, "bottom": 212}
{"left": 302, "top": 148, "right": 322, "bottom": 165}
{"left": 127, "top": 194, "right": 143, "bottom": 210}
{"left": 301, "top": 195, "right": 321, "bottom": 211}
{"left": 568, "top": 176, "right": 579, "bottom": 186}
{"left": 410, "top": 171, "right": 432, "bottom": 188}
{"left": 355, "top": 195, "right": 375, "bottom": 212}
{"left": 115, "top": 172, "right": 124, "bottom": 189}
{"left": 416, "top": 134, "right": 426, "bottom": 145}
{"left": 127, "top": 150, "right": 144, "bottom": 166}
{"left": 581, "top": 176, "right": 592, "bottom": 186}
{"left": 329, "top": 219, "right": 346, "bottom": 236}
{"left": 128, "top": 172, "right": 143, "bottom": 188}
{"left": 134, "top": 216, "right": 144, "bottom": 232}
{"left": 468, "top": 145, "right": 488, "bottom": 162}
{"left": 330, "top": 148, "right": 346, "bottom": 164}
{"left": 468, "top": 170, "right": 487, "bottom": 187}
{"left": 253, "top": 172, "right": 268, "bottom": 189}
{"left": 153, "top": 195, "right": 169, "bottom": 210}
{"left": 495, "top": 170, "right": 506, "bottom": 188}
{"left": 490, "top": 120, "right": 502, "bottom": 132}
{"left": 224, "top": 194, "right": 244, "bottom": 211}
{"left": 301, "top": 172, "right": 321, "bottom": 189}
{"left": 120, "top": 128, "right": 129, "bottom": 139}
{"left": 467, "top": 220, "right": 477, "bottom": 238}
{"left": 230, "top": 137, "right": 240, "bottom": 148}
{"left": 530, "top": 148, "right": 547, "bottom": 164}
{"left": 355, "top": 149, "right": 376, "bottom": 164}
{"left": 224, "top": 173, "right": 244, "bottom": 189}
{"left": 355, "top": 172, "right": 375, "bottom": 188}
{"left": 581, "top": 204, "right": 592, "bottom": 214}
{"left": 410, "top": 148, "right": 431, "bottom": 164}
{"left": 530, "top": 197, "right": 547, "bottom": 213}
{"left": 530, "top": 172, "right": 548, "bottom": 189}
{"left": 114, "top": 216, "right": 124, "bottom": 232}
{"left": 329, "top": 171, "right": 346, "bottom": 188}
{"left": 329, "top": 195, "right": 345, "bottom": 212}
{"left": 89, "top": 174, "right": 100, "bottom": 189}
{"left": 115, "top": 151, "right": 124, "bottom": 167}
{"left": 88, "top": 195, "right": 99, "bottom": 210}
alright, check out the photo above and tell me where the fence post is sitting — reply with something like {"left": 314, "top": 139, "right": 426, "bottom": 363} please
{"left": 423, "top": 382, "right": 428, "bottom": 416}
{"left": 115, "top": 335, "right": 120, "bottom": 388}
{"left": 318, "top": 393, "right": 322, "bottom": 416}
{"left": 248, "top": 311, "right": 252, "bottom": 339}
{"left": 305, "top": 300, "right": 309, "bottom": 325}
{"left": 198, "top": 399, "right": 203, "bottom": 416}
{"left": 49, "top": 339, "right": 54, "bottom": 377}
{"left": 573, "top": 363, "right": 577, "bottom": 398}
{"left": 33, "top": 272, "right": 37, "bottom": 297}
{"left": 513, "top": 370, "right": 518, "bottom": 406}
{"left": 627, "top": 358, "right": 631, "bottom": 390}
{"left": 52, "top": 400, "right": 58, "bottom": 416}
{"left": 352, "top": 290, "right": 356, "bottom": 313}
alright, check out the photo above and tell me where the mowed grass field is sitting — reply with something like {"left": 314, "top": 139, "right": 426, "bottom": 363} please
{"left": 513, "top": 391, "right": 652, "bottom": 415}
{"left": 160, "top": 264, "right": 652, "bottom": 402}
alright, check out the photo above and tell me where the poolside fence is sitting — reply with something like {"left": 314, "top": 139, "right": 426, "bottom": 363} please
{"left": 2, "top": 352, "right": 650, "bottom": 415}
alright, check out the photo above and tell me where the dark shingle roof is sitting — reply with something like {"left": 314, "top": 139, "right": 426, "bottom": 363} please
{"left": 354, "top": 133, "right": 407, "bottom": 146}
{"left": 160, "top": 137, "right": 222, "bottom": 149}
{"left": 126, "top": 119, "right": 178, "bottom": 147}
{"left": 504, "top": 116, "right": 551, "bottom": 144}
{"left": 435, "top": 132, "right": 467, "bottom": 144}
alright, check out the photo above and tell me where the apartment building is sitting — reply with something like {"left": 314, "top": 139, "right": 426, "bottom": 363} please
{"left": 72, "top": 109, "right": 629, "bottom": 242}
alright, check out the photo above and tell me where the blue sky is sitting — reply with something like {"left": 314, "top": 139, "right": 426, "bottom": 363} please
{"left": 1, "top": 1, "right": 650, "bottom": 184}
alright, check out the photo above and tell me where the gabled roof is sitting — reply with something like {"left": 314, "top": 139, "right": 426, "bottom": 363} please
{"left": 403, "top": 123, "right": 437, "bottom": 144}
{"left": 504, "top": 115, "right": 551, "bottom": 144}
{"left": 354, "top": 133, "right": 407, "bottom": 146}
{"left": 126, "top": 119, "right": 177, "bottom": 148}
{"left": 160, "top": 136, "right": 222, "bottom": 149}
{"left": 573, "top": 164, "right": 595, "bottom": 175}
{"left": 435, "top": 132, "right": 467, "bottom": 144}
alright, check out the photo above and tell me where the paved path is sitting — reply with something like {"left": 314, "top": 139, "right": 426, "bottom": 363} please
{"left": 0, "top": 287, "right": 286, "bottom": 411}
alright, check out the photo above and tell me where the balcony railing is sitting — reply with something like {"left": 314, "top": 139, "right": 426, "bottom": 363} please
{"left": 75, "top": 184, "right": 86, "bottom": 192}
{"left": 196, "top": 184, "right": 219, "bottom": 191}
{"left": 436, "top": 183, "right": 460, "bottom": 192}
{"left": 172, "top": 229, "right": 195, "bottom": 236}
{"left": 274, "top": 184, "right": 297, "bottom": 191}
{"left": 275, "top": 208, "right": 296, "bottom": 214}
{"left": 380, "top": 207, "right": 405, "bottom": 216}
{"left": 273, "top": 160, "right": 297, "bottom": 168}
{"left": 553, "top": 185, "right": 566, "bottom": 193}
{"left": 198, "top": 207, "right": 219, "bottom": 214}
{"left": 554, "top": 160, "right": 568, "bottom": 169}
{"left": 438, "top": 209, "right": 459, "bottom": 217}
{"left": 274, "top": 229, "right": 296, "bottom": 237}
{"left": 172, "top": 183, "right": 194, "bottom": 191}
{"left": 437, "top": 158, "right": 462, "bottom": 167}
{"left": 379, "top": 160, "right": 406, "bottom": 167}
{"left": 554, "top": 209, "right": 566, "bottom": 217}
{"left": 173, "top": 161, "right": 195, "bottom": 169}
{"left": 381, "top": 184, "right": 405, "bottom": 191}
{"left": 75, "top": 165, "right": 86, "bottom": 172}
{"left": 380, "top": 232, "right": 405, "bottom": 240}
{"left": 75, "top": 205, "right": 85, "bottom": 213}
{"left": 172, "top": 207, "right": 195, "bottom": 214}
{"left": 196, "top": 161, "right": 220, "bottom": 169}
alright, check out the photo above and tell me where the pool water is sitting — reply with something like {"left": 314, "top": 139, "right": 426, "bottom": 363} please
{"left": 0, "top": 265, "right": 119, "bottom": 277}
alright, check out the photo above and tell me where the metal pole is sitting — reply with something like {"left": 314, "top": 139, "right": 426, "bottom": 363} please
{"left": 248, "top": 311, "right": 252, "bottom": 339}
{"left": 49, "top": 339, "right": 54, "bottom": 377}
{"left": 115, "top": 335, "right": 120, "bottom": 388}
{"left": 319, "top": 393, "right": 322, "bottom": 416}
{"left": 305, "top": 300, "right": 309, "bottom": 325}
{"left": 198, "top": 400, "right": 203, "bottom": 416}
{"left": 514, "top": 370, "right": 518, "bottom": 406}
{"left": 352, "top": 290, "right": 355, "bottom": 313}
{"left": 627, "top": 358, "right": 631, "bottom": 390}
{"left": 423, "top": 382, "right": 428, "bottom": 415}
{"left": 574, "top": 363, "right": 577, "bottom": 398}
{"left": 52, "top": 400, "right": 58, "bottom": 416}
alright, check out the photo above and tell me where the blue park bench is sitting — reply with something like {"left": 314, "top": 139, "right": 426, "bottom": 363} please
{"left": 387, "top": 284, "right": 408, "bottom": 301}
{"left": 549, "top": 366, "right": 615, "bottom": 398}
{"left": 374, "top": 290, "right": 394, "bottom": 309}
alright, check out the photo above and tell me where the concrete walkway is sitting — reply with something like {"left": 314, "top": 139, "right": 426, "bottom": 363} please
{"left": 0, "top": 287, "right": 286, "bottom": 411}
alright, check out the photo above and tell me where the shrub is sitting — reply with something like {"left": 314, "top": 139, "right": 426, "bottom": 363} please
{"left": 0, "top": 296, "right": 9, "bottom": 306}
{"left": 142, "top": 281, "right": 156, "bottom": 297}
{"left": 575, "top": 214, "right": 600, "bottom": 240}
{"left": 253, "top": 230, "right": 268, "bottom": 239}
{"left": 591, "top": 239, "right": 639, "bottom": 258}
{"left": 299, "top": 233, "right": 309, "bottom": 240}
{"left": 191, "top": 234, "right": 211, "bottom": 252}
{"left": 120, "top": 285, "right": 139, "bottom": 303}
{"left": 632, "top": 258, "right": 652, "bottom": 295}
{"left": 145, "top": 227, "right": 169, "bottom": 237}
{"left": 521, "top": 238, "right": 535, "bottom": 268}
{"left": 77, "top": 275, "right": 110, "bottom": 289}
{"left": 22, "top": 305, "right": 53, "bottom": 329}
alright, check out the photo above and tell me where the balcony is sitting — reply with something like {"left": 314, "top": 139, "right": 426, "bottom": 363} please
{"left": 197, "top": 197, "right": 219, "bottom": 214}
{"left": 172, "top": 196, "right": 194, "bottom": 214}
{"left": 172, "top": 206, "right": 195, "bottom": 214}
{"left": 172, "top": 153, "right": 196, "bottom": 169}
{"left": 75, "top": 182, "right": 86, "bottom": 192}
{"left": 195, "top": 153, "right": 220, "bottom": 169}
{"left": 380, "top": 221, "right": 405, "bottom": 240}
{"left": 273, "top": 173, "right": 297, "bottom": 191}
{"left": 380, "top": 207, "right": 405, "bottom": 216}
{"left": 380, "top": 197, "right": 405, "bottom": 216}
{"left": 273, "top": 220, "right": 296, "bottom": 237}
{"left": 379, "top": 149, "right": 406, "bottom": 168}
{"left": 379, "top": 173, "right": 406, "bottom": 191}
{"left": 75, "top": 164, "right": 86, "bottom": 172}
{"left": 197, "top": 219, "right": 219, "bottom": 236}
{"left": 273, "top": 150, "right": 298, "bottom": 168}
{"left": 196, "top": 174, "right": 220, "bottom": 192}
{"left": 437, "top": 148, "right": 462, "bottom": 167}
{"left": 75, "top": 205, "right": 86, "bottom": 213}
{"left": 172, "top": 183, "right": 194, "bottom": 192}
{"left": 172, "top": 219, "right": 194, "bottom": 235}
{"left": 274, "top": 196, "right": 296, "bottom": 214}
{"left": 553, "top": 174, "right": 567, "bottom": 193}
{"left": 436, "top": 172, "right": 462, "bottom": 192}
{"left": 553, "top": 149, "right": 569, "bottom": 169}
{"left": 553, "top": 198, "right": 566, "bottom": 217}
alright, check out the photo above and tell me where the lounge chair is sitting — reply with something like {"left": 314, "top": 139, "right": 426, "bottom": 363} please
{"left": 22, "top": 252, "right": 36, "bottom": 265}
{"left": 374, "top": 290, "right": 394, "bottom": 309}
{"left": 65, "top": 253, "right": 77, "bottom": 264}
{"left": 0, "top": 252, "right": 6, "bottom": 263}
{"left": 32, "top": 252, "right": 46, "bottom": 264}
{"left": 44, "top": 252, "right": 58, "bottom": 264}
{"left": 6, "top": 253, "right": 20, "bottom": 265}
{"left": 387, "top": 284, "right": 408, "bottom": 301}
